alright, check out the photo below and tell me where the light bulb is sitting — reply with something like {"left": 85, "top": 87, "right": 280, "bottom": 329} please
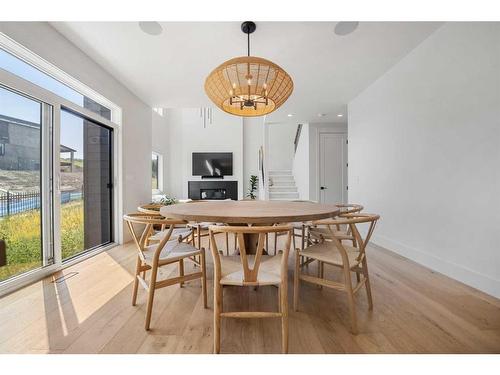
{"left": 232, "top": 82, "right": 237, "bottom": 89}
{"left": 263, "top": 82, "right": 267, "bottom": 89}
{"left": 247, "top": 79, "right": 252, "bottom": 85}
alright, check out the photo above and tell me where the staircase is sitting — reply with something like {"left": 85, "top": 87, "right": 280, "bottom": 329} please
{"left": 268, "top": 170, "right": 299, "bottom": 200}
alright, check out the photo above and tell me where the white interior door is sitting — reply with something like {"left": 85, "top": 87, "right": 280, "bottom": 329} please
{"left": 319, "top": 132, "right": 347, "bottom": 204}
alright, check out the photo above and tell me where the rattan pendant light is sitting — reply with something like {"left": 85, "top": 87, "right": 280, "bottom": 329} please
{"left": 204, "top": 21, "right": 293, "bottom": 117}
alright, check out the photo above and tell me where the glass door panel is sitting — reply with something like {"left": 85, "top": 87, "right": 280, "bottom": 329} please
{"left": 60, "top": 109, "right": 112, "bottom": 260}
{"left": 0, "top": 85, "right": 43, "bottom": 281}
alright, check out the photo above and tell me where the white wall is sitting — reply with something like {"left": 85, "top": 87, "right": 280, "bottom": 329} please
{"left": 243, "top": 116, "right": 265, "bottom": 198}
{"left": 292, "top": 123, "right": 310, "bottom": 200}
{"left": 152, "top": 111, "right": 169, "bottom": 192}
{"left": 0, "top": 22, "right": 153, "bottom": 243}
{"left": 268, "top": 122, "right": 297, "bottom": 171}
{"left": 348, "top": 23, "right": 500, "bottom": 297}
{"left": 163, "top": 108, "right": 244, "bottom": 199}
{"left": 291, "top": 122, "right": 348, "bottom": 202}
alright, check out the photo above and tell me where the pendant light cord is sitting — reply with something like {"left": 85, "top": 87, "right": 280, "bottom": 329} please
{"left": 247, "top": 31, "right": 250, "bottom": 57}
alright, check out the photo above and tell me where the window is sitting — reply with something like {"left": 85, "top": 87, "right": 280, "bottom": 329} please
{"left": 152, "top": 152, "right": 163, "bottom": 192}
{"left": 0, "top": 85, "right": 44, "bottom": 282}
{"left": 0, "top": 45, "right": 111, "bottom": 121}
{"left": 0, "top": 35, "right": 121, "bottom": 295}
{"left": 60, "top": 109, "right": 113, "bottom": 260}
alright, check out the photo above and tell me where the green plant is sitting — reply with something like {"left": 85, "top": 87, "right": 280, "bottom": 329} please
{"left": 155, "top": 195, "right": 177, "bottom": 206}
{"left": 0, "top": 200, "right": 84, "bottom": 281}
{"left": 246, "top": 175, "right": 258, "bottom": 200}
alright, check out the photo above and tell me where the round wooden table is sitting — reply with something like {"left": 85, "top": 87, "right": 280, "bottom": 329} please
{"left": 160, "top": 200, "right": 340, "bottom": 253}
{"left": 160, "top": 200, "right": 340, "bottom": 224}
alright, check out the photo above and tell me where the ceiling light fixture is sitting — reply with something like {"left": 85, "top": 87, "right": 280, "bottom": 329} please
{"left": 337, "top": 114, "right": 344, "bottom": 117}
{"left": 138, "top": 21, "right": 163, "bottom": 36}
{"left": 288, "top": 114, "right": 294, "bottom": 117}
{"left": 205, "top": 21, "right": 294, "bottom": 117}
{"left": 334, "top": 22, "right": 359, "bottom": 36}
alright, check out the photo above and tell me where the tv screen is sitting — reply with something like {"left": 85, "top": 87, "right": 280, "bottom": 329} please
{"left": 192, "top": 152, "right": 233, "bottom": 177}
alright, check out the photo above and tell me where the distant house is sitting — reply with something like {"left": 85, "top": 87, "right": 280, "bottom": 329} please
{"left": 0, "top": 114, "right": 40, "bottom": 171}
{"left": 0, "top": 114, "right": 75, "bottom": 171}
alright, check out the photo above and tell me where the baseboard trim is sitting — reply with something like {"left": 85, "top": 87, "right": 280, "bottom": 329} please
{"left": 371, "top": 234, "right": 500, "bottom": 299}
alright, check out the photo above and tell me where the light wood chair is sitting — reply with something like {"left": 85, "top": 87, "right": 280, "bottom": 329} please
{"left": 187, "top": 199, "right": 236, "bottom": 255}
{"left": 271, "top": 200, "right": 318, "bottom": 257}
{"left": 137, "top": 203, "right": 194, "bottom": 247}
{"left": 124, "top": 213, "right": 208, "bottom": 330}
{"left": 294, "top": 212, "right": 379, "bottom": 334}
{"left": 208, "top": 224, "right": 293, "bottom": 354}
{"left": 308, "top": 203, "right": 364, "bottom": 248}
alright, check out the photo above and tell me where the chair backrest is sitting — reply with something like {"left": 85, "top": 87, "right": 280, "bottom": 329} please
{"left": 137, "top": 203, "right": 163, "bottom": 215}
{"left": 311, "top": 213, "right": 380, "bottom": 264}
{"left": 335, "top": 203, "right": 364, "bottom": 214}
{"left": 314, "top": 203, "right": 364, "bottom": 230}
{"left": 208, "top": 225, "right": 292, "bottom": 285}
{"left": 123, "top": 213, "right": 188, "bottom": 261}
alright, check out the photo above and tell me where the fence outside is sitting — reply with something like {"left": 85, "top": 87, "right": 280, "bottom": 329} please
{"left": 0, "top": 190, "right": 83, "bottom": 217}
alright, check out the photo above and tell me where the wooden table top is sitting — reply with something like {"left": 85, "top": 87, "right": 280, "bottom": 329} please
{"left": 159, "top": 200, "right": 340, "bottom": 224}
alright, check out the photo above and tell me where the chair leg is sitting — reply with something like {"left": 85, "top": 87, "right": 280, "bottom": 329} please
{"left": 197, "top": 226, "right": 201, "bottom": 250}
{"left": 293, "top": 251, "right": 300, "bottom": 311}
{"left": 301, "top": 226, "right": 305, "bottom": 250}
{"left": 343, "top": 265, "right": 358, "bottom": 335}
{"left": 274, "top": 232, "right": 278, "bottom": 255}
{"left": 280, "top": 281, "right": 289, "bottom": 354}
{"left": 362, "top": 259, "right": 374, "bottom": 310}
{"left": 318, "top": 261, "right": 324, "bottom": 289}
{"left": 292, "top": 231, "right": 297, "bottom": 251}
{"left": 132, "top": 256, "right": 141, "bottom": 306}
{"left": 145, "top": 264, "right": 159, "bottom": 330}
{"left": 214, "top": 282, "right": 222, "bottom": 354}
{"left": 179, "top": 259, "right": 184, "bottom": 287}
{"left": 277, "top": 285, "right": 282, "bottom": 312}
{"left": 201, "top": 250, "right": 208, "bottom": 309}
{"left": 225, "top": 232, "right": 229, "bottom": 256}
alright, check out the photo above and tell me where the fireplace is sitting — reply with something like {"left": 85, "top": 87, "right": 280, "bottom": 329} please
{"left": 188, "top": 181, "right": 238, "bottom": 200}
{"left": 200, "top": 188, "right": 227, "bottom": 200}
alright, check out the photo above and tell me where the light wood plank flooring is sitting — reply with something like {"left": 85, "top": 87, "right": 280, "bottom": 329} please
{"left": 1, "top": 235, "right": 499, "bottom": 354}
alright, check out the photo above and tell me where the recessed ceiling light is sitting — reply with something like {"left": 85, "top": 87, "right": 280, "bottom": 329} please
{"left": 287, "top": 114, "right": 294, "bottom": 117}
{"left": 139, "top": 22, "right": 163, "bottom": 36}
{"left": 337, "top": 114, "right": 344, "bottom": 117}
{"left": 334, "top": 22, "right": 359, "bottom": 36}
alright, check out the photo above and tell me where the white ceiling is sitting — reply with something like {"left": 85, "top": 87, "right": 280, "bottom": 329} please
{"left": 50, "top": 22, "right": 442, "bottom": 124}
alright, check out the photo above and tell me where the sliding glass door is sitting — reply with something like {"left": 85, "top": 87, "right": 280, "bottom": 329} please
{"left": 0, "top": 44, "right": 117, "bottom": 293}
{"left": 0, "top": 85, "right": 51, "bottom": 282}
{"left": 60, "top": 109, "right": 113, "bottom": 260}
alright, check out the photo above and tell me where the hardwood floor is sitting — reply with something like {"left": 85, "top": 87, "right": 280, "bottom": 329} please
{"left": 0, "top": 235, "right": 499, "bottom": 354}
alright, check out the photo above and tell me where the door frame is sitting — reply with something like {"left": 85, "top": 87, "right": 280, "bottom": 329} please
{"left": 316, "top": 129, "right": 348, "bottom": 204}
{"left": 0, "top": 67, "right": 121, "bottom": 297}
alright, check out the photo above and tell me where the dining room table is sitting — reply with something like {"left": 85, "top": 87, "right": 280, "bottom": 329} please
{"left": 160, "top": 200, "right": 340, "bottom": 254}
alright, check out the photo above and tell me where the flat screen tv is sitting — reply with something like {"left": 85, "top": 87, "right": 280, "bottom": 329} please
{"left": 192, "top": 152, "right": 233, "bottom": 177}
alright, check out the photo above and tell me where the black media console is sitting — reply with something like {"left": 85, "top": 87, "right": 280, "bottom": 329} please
{"left": 188, "top": 180, "right": 238, "bottom": 200}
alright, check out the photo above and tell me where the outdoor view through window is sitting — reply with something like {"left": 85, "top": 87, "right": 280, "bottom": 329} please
{"left": 0, "top": 47, "right": 113, "bottom": 282}
{"left": 0, "top": 85, "right": 42, "bottom": 280}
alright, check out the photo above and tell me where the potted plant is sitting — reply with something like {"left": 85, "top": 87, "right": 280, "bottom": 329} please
{"left": 246, "top": 175, "right": 258, "bottom": 200}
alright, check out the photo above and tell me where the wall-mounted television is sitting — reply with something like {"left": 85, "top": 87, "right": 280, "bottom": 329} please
{"left": 192, "top": 152, "right": 233, "bottom": 177}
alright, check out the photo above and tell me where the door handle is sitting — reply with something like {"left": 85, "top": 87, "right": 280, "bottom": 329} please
{"left": 320, "top": 186, "right": 327, "bottom": 190}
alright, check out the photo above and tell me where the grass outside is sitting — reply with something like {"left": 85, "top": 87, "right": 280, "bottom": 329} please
{"left": 0, "top": 200, "right": 84, "bottom": 281}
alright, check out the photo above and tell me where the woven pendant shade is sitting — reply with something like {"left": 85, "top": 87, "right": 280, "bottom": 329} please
{"left": 205, "top": 56, "right": 293, "bottom": 117}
